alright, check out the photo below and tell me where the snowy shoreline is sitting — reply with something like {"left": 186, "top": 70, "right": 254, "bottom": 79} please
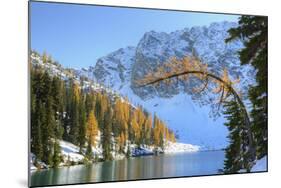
{"left": 30, "top": 140, "right": 267, "bottom": 173}
{"left": 30, "top": 139, "right": 200, "bottom": 171}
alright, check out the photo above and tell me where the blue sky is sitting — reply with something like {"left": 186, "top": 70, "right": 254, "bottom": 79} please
{"left": 30, "top": 2, "right": 239, "bottom": 68}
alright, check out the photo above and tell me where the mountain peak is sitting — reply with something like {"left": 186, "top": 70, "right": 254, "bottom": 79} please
{"left": 73, "top": 21, "right": 254, "bottom": 149}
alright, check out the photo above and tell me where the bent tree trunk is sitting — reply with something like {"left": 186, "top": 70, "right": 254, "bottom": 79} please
{"left": 138, "top": 70, "right": 256, "bottom": 169}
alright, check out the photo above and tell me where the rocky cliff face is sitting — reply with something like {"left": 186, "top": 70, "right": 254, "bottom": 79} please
{"left": 131, "top": 21, "right": 253, "bottom": 99}
{"left": 93, "top": 46, "right": 136, "bottom": 90}
{"left": 87, "top": 21, "right": 254, "bottom": 100}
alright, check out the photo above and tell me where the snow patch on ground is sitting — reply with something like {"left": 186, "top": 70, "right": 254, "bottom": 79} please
{"left": 164, "top": 141, "right": 200, "bottom": 153}
{"left": 60, "top": 140, "right": 84, "bottom": 163}
{"left": 131, "top": 146, "right": 154, "bottom": 157}
{"left": 251, "top": 156, "right": 267, "bottom": 172}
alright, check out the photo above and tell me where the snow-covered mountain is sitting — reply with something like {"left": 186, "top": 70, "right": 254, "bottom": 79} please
{"left": 132, "top": 21, "right": 254, "bottom": 99}
{"left": 81, "top": 21, "right": 255, "bottom": 150}
{"left": 32, "top": 21, "right": 255, "bottom": 150}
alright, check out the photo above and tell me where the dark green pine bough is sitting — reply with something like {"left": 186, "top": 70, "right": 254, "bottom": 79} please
{"left": 224, "top": 15, "right": 268, "bottom": 172}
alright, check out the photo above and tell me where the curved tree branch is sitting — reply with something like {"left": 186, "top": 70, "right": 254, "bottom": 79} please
{"left": 137, "top": 70, "right": 256, "bottom": 164}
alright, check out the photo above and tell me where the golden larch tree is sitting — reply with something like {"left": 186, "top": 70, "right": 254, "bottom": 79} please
{"left": 87, "top": 110, "right": 99, "bottom": 146}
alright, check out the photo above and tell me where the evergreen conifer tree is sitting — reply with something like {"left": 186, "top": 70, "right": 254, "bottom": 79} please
{"left": 85, "top": 138, "right": 93, "bottom": 161}
{"left": 32, "top": 101, "right": 44, "bottom": 160}
{"left": 101, "top": 107, "right": 113, "bottom": 161}
{"left": 69, "top": 82, "right": 80, "bottom": 145}
{"left": 78, "top": 95, "right": 87, "bottom": 153}
{"left": 223, "top": 100, "right": 249, "bottom": 173}
{"left": 226, "top": 16, "right": 268, "bottom": 159}
{"left": 52, "top": 140, "right": 61, "bottom": 168}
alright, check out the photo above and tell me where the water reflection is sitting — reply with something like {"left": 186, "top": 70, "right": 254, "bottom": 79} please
{"left": 31, "top": 150, "right": 225, "bottom": 187}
